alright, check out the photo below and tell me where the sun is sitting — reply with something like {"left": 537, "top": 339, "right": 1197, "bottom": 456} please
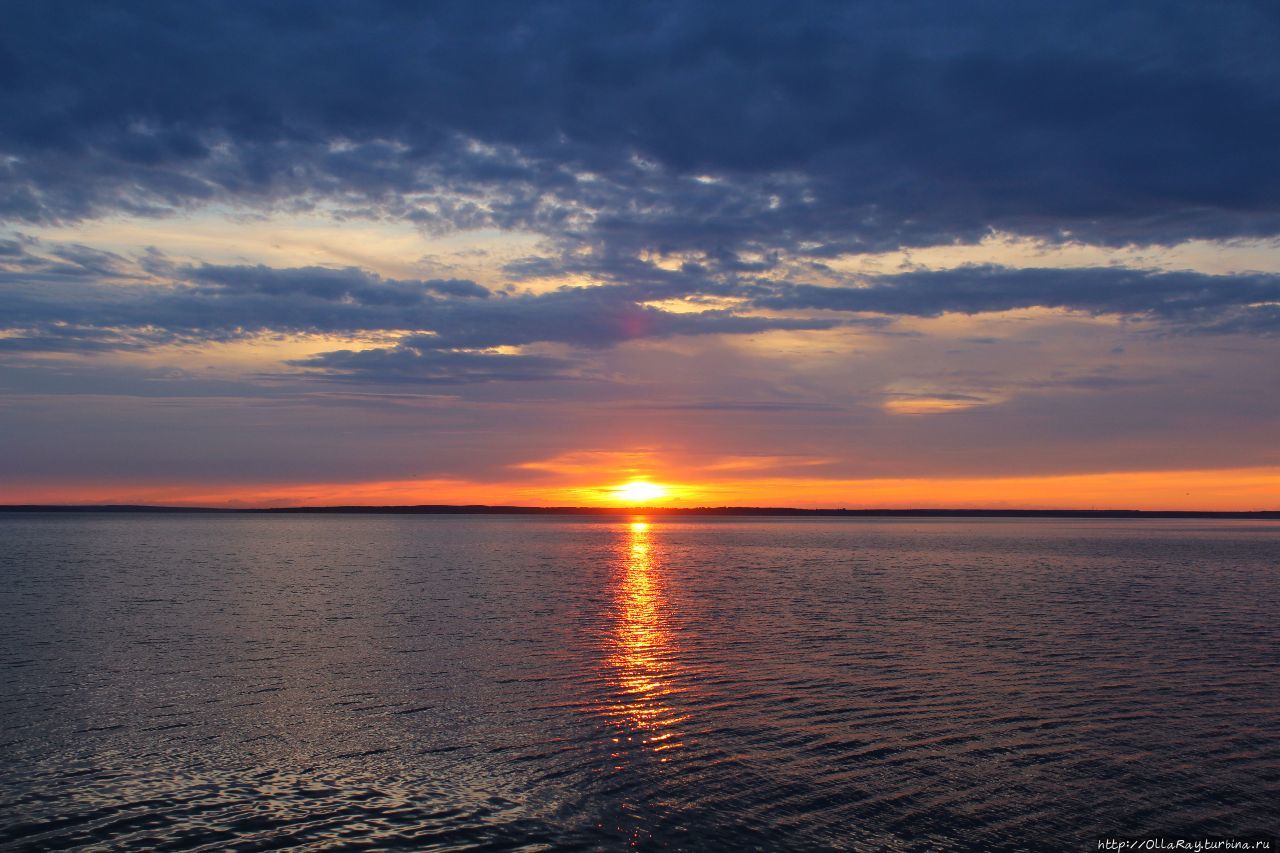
{"left": 611, "top": 480, "right": 670, "bottom": 505}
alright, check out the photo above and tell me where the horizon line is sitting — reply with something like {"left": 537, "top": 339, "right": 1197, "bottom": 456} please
{"left": 3, "top": 504, "right": 1279, "bottom": 519}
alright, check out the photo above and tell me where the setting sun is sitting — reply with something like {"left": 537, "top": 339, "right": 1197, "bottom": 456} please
{"left": 611, "top": 481, "right": 670, "bottom": 505}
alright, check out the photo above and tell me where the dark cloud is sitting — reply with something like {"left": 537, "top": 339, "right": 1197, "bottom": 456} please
{"left": 755, "top": 266, "right": 1280, "bottom": 333}
{"left": 287, "top": 346, "right": 577, "bottom": 385}
{"left": 414, "top": 288, "right": 840, "bottom": 351}
{"left": 0, "top": 326, "right": 163, "bottom": 353}
{"left": 1, "top": 257, "right": 500, "bottom": 346}
{"left": 0, "top": 238, "right": 139, "bottom": 282}
{"left": 0, "top": 248, "right": 841, "bottom": 379}
{"left": 2, "top": 1, "right": 1278, "bottom": 253}
{"left": 7, "top": 239, "right": 1280, "bottom": 383}
{"left": 183, "top": 263, "right": 491, "bottom": 303}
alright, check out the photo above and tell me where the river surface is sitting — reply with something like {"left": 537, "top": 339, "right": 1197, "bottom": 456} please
{"left": 1, "top": 515, "right": 1277, "bottom": 850}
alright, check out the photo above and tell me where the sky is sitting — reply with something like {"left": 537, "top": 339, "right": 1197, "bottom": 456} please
{"left": 2, "top": 0, "right": 1280, "bottom": 509}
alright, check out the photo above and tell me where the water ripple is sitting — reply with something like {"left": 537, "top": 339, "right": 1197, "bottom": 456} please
{"left": 1, "top": 514, "right": 1277, "bottom": 849}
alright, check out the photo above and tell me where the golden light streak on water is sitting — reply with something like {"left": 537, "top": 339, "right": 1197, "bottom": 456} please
{"left": 603, "top": 521, "right": 688, "bottom": 757}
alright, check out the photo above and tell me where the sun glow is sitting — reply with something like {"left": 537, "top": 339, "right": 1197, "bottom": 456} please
{"left": 611, "top": 480, "right": 670, "bottom": 504}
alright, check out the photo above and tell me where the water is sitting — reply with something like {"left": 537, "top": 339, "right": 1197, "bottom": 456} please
{"left": 1, "top": 514, "right": 1276, "bottom": 850}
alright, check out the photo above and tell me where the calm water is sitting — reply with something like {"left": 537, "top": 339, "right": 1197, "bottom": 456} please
{"left": 1, "top": 515, "right": 1277, "bottom": 850}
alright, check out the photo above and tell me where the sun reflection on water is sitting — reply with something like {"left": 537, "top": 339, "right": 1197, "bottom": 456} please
{"left": 603, "top": 520, "right": 688, "bottom": 756}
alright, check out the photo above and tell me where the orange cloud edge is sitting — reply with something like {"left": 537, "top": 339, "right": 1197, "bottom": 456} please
{"left": 3, "top": 466, "right": 1279, "bottom": 512}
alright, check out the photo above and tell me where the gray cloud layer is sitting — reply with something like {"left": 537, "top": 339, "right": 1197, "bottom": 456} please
{"left": 5, "top": 2, "right": 1277, "bottom": 387}
{"left": 0, "top": 242, "right": 843, "bottom": 381}
{"left": 3, "top": 0, "right": 1279, "bottom": 257}
{"left": 756, "top": 266, "right": 1280, "bottom": 333}
{"left": 5, "top": 231, "right": 1280, "bottom": 385}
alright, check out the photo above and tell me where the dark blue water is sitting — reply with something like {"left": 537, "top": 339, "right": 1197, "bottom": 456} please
{"left": 1, "top": 515, "right": 1277, "bottom": 850}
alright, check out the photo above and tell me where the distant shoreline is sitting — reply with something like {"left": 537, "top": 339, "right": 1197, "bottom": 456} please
{"left": 2, "top": 505, "right": 1278, "bottom": 519}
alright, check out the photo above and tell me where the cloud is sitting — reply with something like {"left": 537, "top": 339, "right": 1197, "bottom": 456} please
{"left": 2, "top": 0, "right": 1279, "bottom": 256}
{"left": 1, "top": 255, "right": 499, "bottom": 347}
{"left": 755, "top": 265, "right": 1280, "bottom": 333}
{"left": 6, "top": 238, "right": 1280, "bottom": 382}
{"left": 182, "top": 263, "right": 491, "bottom": 303}
{"left": 413, "top": 288, "right": 840, "bottom": 350}
{"left": 0, "top": 247, "right": 842, "bottom": 380}
{"left": 287, "top": 346, "right": 577, "bottom": 385}
{"left": 7, "top": 2, "right": 1280, "bottom": 501}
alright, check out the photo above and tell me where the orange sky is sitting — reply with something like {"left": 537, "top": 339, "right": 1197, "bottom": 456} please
{"left": 5, "top": 465, "right": 1278, "bottom": 511}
